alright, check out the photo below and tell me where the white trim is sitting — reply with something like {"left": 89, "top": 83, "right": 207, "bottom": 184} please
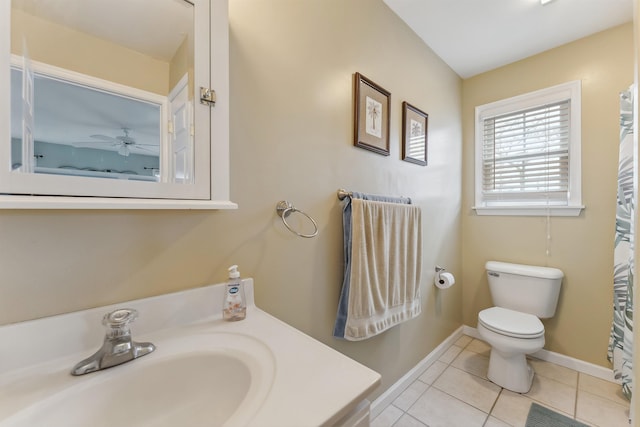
{"left": 473, "top": 205, "right": 584, "bottom": 216}
{"left": 10, "top": 54, "right": 167, "bottom": 106}
{"left": 474, "top": 80, "right": 582, "bottom": 216}
{"left": 0, "top": 1, "right": 11, "bottom": 190}
{"left": 0, "top": 194, "right": 237, "bottom": 210}
{"left": 370, "top": 326, "right": 465, "bottom": 419}
{"left": 168, "top": 73, "right": 189, "bottom": 103}
{"left": 462, "top": 325, "right": 617, "bottom": 383}
{"left": 209, "top": 0, "right": 231, "bottom": 203}
{"left": 371, "top": 325, "right": 619, "bottom": 419}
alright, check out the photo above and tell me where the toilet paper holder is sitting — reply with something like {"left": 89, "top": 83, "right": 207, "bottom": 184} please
{"left": 434, "top": 266, "right": 455, "bottom": 289}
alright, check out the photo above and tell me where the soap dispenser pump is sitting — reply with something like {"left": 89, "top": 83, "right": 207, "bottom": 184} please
{"left": 223, "top": 265, "right": 246, "bottom": 321}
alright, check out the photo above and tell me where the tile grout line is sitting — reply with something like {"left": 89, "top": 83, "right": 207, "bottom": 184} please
{"left": 401, "top": 338, "right": 477, "bottom": 426}
{"left": 375, "top": 335, "right": 627, "bottom": 427}
{"left": 398, "top": 350, "right": 453, "bottom": 418}
{"left": 483, "top": 387, "right": 505, "bottom": 427}
{"left": 383, "top": 339, "right": 467, "bottom": 427}
{"left": 439, "top": 338, "right": 501, "bottom": 423}
{"left": 430, "top": 373, "right": 498, "bottom": 417}
{"left": 390, "top": 383, "right": 432, "bottom": 427}
{"left": 392, "top": 412, "right": 429, "bottom": 427}
{"left": 402, "top": 381, "right": 431, "bottom": 418}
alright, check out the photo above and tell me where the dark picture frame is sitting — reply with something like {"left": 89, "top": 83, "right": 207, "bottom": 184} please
{"left": 353, "top": 72, "right": 390, "bottom": 156}
{"left": 402, "top": 101, "right": 428, "bottom": 166}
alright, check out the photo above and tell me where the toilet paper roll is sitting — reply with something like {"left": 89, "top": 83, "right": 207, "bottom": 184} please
{"left": 435, "top": 272, "right": 455, "bottom": 289}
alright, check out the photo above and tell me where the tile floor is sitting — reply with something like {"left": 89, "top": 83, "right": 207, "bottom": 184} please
{"left": 371, "top": 335, "right": 631, "bottom": 427}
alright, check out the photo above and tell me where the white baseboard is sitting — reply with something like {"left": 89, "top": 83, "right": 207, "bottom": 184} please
{"left": 370, "top": 326, "right": 465, "bottom": 419}
{"left": 462, "top": 325, "right": 617, "bottom": 383}
{"left": 371, "top": 324, "right": 617, "bottom": 419}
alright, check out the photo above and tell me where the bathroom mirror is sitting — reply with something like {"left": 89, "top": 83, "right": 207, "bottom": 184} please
{"left": 0, "top": 0, "right": 233, "bottom": 208}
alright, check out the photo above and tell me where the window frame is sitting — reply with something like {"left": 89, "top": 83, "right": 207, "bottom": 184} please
{"left": 473, "top": 80, "right": 584, "bottom": 217}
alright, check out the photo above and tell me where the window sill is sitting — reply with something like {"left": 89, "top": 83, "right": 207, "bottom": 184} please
{"left": 473, "top": 205, "right": 584, "bottom": 217}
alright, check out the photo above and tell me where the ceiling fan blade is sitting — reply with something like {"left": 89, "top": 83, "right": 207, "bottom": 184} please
{"left": 72, "top": 141, "right": 115, "bottom": 146}
{"left": 91, "top": 134, "right": 119, "bottom": 142}
{"left": 136, "top": 146, "right": 160, "bottom": 153}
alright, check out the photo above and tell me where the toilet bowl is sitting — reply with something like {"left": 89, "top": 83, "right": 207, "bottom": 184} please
{"left": 477, "top": 261, "right": 562, "bottom": 393}
{"left": 477, "top": 306, "right": 545, "bottom": 393}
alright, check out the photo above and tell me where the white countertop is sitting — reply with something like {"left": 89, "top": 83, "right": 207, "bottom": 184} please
{"left": 0, "top": 280, "right": 381, "bottom": 426}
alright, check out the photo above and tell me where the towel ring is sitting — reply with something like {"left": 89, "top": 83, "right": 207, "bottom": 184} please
{"left": 276, "top": 201, "right": 318, "bottom": 238}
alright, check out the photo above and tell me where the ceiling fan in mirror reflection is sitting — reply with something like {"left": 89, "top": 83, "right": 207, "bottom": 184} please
{"left": 73, "top": 128, "right": 160, "bottom": 157}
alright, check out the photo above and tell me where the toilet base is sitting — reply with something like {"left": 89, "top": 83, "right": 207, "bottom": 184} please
{"left": 478, "top": 311, "right": 545, "bottom": 394}
{"left": 487, "top": 349, "right": 534, "bottom": 393}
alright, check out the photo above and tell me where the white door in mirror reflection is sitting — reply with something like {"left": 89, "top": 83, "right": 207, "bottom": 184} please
{"left": 20, "top": 45, "right": 34, "bottom": 173}
{"left": 169, "top": 74, "right": 194, "bottom": 184}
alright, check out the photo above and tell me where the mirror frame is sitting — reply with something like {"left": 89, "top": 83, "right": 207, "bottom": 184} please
{"left": 0, "top": 0, "right": 235, "bottom": 209}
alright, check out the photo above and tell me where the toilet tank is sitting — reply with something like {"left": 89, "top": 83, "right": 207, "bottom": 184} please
{"left": 486, "top": 261, "right": 563, "bottom": 319}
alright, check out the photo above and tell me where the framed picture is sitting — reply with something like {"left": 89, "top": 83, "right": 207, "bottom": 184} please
{"left": 402, "top": 101, "right": 428, "bottom": 166}
{"left": 354, "top": 72, "right": 390, "bottom": 156}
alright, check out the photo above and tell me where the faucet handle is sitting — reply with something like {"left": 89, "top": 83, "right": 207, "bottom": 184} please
{"left": 71, "top": 308, "right": 154, "bottom": 376}
{"left": 102, "top": 308, "right": 138, "bottom": 339}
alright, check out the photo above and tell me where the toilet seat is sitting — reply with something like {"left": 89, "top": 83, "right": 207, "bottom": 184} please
{"left": 478, "top": 307, "right": 544, "bottom": 339}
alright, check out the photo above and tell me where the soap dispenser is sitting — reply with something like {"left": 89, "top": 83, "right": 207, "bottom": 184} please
{"left": 223, "top": 265, "right": 246, "bottom": 321}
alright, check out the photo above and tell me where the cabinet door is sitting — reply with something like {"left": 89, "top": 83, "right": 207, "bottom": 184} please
{"left": 0, "top": 0, "right": 233, "bottom": 209}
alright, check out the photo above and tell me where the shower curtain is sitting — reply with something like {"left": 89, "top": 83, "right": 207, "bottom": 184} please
{"left": 608, "top": 85, "right": 634, "bottom": 401}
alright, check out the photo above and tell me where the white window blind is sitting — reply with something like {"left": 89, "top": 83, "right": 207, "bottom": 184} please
{"left": 482, "top": 100, "right": 570, "bottom": 205}
{"left": 474, "top": 80, "right": 582, "bottom": 216}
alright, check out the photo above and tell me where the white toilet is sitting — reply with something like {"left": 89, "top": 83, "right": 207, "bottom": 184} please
{"left": 477, "top": 261, "right": 563, "bottom": 393}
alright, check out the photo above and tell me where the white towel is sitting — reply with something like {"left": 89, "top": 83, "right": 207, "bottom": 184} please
{"left": 341, "top": 198, "right": 422, "bottom": 340}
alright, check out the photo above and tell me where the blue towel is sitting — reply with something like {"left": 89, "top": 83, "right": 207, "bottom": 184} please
{"left": 334, "top": 192, "right": 420, "bottom": 340}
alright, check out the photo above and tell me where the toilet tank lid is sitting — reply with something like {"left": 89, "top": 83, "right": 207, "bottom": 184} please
{"left": 485, "top": 261, "right": 563, "bottom": 279}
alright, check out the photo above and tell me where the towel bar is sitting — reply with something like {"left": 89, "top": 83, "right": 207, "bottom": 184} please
{"left": 337, "top": 189, "right": 352, "bottom": 200}
{"left": 276, "top": 201, "right": 318, "bottom": 238}
{"left": 337, "top": 188, "right": 411, "bottom": 204}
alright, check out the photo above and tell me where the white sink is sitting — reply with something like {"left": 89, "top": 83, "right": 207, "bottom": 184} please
{"left": 3, "top": 332, "right": 275, "bottom": 427}
{"left": 0, "top": 280, "right": 380, "bottom": 427}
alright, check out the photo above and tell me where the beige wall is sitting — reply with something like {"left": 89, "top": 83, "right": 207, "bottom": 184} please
{"left": 11, "top": 9, "right": 169, "bottom": 95}
{"left": 0, "top": 0, "right": 463, "bottom": 399}
{"left": 462, "top": 24, "right": 634, "bottom": 367}
{"left": 169, "top": 36, "right": 193, "bottom": 97}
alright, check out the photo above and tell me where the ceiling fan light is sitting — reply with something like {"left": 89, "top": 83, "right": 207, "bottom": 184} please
{"left": 540, "top": 0, "right": 555, "bottom": 5}
{"left": 118, "top": 145, "right": 130, "bottom": 157}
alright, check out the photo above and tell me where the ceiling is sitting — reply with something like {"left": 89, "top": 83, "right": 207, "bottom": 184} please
{"left": 383, "top": 0, "right": 634, "bottom": 78}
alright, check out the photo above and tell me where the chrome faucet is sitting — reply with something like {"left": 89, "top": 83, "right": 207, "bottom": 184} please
{"left": 71, "top": 308, "right": 155, "bottom": 376}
